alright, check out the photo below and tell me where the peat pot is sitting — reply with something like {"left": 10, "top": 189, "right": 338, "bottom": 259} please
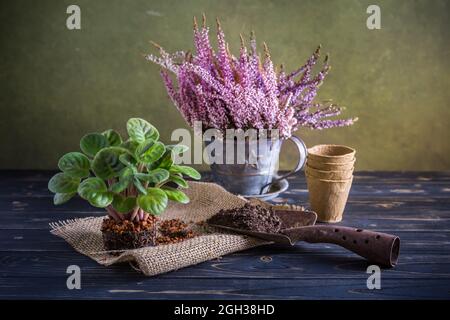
{"left": 101, "top": 218, "right": 157, "bottom": 251}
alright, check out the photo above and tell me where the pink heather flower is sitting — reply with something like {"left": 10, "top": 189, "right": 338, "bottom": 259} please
{"left": 146, "top": 15, "right": 357, "bottom": 138}
{"left": 215, "top": 20, "right": 234, "bottom": 87}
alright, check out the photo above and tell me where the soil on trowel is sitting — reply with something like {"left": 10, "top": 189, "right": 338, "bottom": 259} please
{"left": 207, "top": 203, "right": 282, "bottom": 233}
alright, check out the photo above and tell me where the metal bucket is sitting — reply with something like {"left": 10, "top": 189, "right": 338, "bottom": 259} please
{"left": 205, "top": 135, "right": 307, "bottom": 195}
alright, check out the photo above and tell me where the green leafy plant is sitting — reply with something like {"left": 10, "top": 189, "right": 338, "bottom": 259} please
{"left": 48, "top": 118, "right": 200, "bottom": 222}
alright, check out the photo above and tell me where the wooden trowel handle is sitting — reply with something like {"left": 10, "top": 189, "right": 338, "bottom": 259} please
{"left": 285, "top": 225, "right": 400, "bottom": 267}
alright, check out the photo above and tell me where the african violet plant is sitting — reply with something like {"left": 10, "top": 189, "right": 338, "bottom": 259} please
{"left": 146, "top": 15, "right": 357, "bottom": 138}
{"left": 48, "top": 118, "right": 200, "bottom": 223}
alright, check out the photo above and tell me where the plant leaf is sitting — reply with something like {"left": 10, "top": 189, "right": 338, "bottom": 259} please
{"left": 58, "top": 152, "right": 90, "bottom": 178}
{"left": 110, "top": 174, "right": 132, "bottom": 193}
{"left": 119, "top": 153, "right": 137, "bottom": 168}
{"left": 135, "top": 138, "right": 155, "bottom": 157}
{"left": 102, "top": 129, "right": 123, "bottom": 146}
{"left": 162, "top": 187, "right": 190, "bottom": 204}
{"left": 53, "top": 192, "right": 76, "bottom": 205}
{"left": 110, "top": 180, "right": 128, "bottom": 193}
{"left": 170, "top": 165, "right": 201, "bottom": 180}
{"left": 166, "top": 144, "right": 189, "bottom": 154}
{"left": 120, "top": 166, "right": 135, "bottom": 179}
{"left": 137, "top": 188, "right": 168, "bottom": 215}
{"left": 148, "top": 149, "right": 173, "bottom": 170}
{"left": 109, "top": 167, "right": 135, "bottom": 193}
{"left": 135, "top": 168, "right": 169, "bottom": 184}
{"left": 133, "top": 177, "right": 147, "bottom": 195}
{"left": 80, "top": 133, "right": 109, "bottom": 157}
{"left": 112, "top": 194, "right": 136, "bottom": 213}
{"left": 126, "top": 118, "right": 159, "bottom": 143}
{"left": 48, "top": 173, "right": 80, "bottom": 193}
{"left": 78, "top": 177, "right": 113, "bottom": 208}
{"left": 120, "top": 140, "right": 139, "bottom": 155}
{"left": 167, "top": 174, "right": 188, "bottom": 188}
{"left": 137, "top": 140, "right": 165, "bottom": 164}
{"left": 92, "top": 147, "right": 129, "bottom": 180}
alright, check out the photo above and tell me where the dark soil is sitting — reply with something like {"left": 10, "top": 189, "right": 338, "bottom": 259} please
{"left": 101, "top": 216, "right": 197, "bottom": 250}
{"left": 101, "top": 215, "right": 158, "bottom": 251}
{"left": 207, "top": 203, "right": 282, "bottom": 233}
{"left": 157, "top": 219, "right": 196, "bottom": 245}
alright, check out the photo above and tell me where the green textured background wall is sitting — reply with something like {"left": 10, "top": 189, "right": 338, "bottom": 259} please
{"left": 1, "top": 0, "right": 449, "bottom": 170}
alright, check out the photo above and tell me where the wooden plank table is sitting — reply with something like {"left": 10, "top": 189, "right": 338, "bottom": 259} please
{"left": 1, "top": 170, "right": 449, "bottom": 299}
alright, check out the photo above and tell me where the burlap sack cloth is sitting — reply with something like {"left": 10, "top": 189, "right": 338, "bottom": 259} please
{"left": 50, "top": 181, "right": 270, "bottom": 276}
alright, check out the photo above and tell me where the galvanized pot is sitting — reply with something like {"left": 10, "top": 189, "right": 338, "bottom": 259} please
{"left": 205, "top": 135, "right": 307, "bottom": 195}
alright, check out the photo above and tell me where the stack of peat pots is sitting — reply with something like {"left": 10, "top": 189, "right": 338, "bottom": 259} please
{"left": 305, "top": 145, "right": 356, "bottom": 223}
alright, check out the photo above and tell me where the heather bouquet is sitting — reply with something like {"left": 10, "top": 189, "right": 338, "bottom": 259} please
{"left": 146, "top": 15, "right": 357, "bottom": 138}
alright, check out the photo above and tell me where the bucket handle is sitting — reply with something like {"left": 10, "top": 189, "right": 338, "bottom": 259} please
{"left": 260, "top": 135, "right": 308, "bottom": 194}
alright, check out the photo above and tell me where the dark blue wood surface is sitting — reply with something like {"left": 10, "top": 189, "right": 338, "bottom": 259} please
{"left": 1, "top": 171, "right": 450, "bottom": 299}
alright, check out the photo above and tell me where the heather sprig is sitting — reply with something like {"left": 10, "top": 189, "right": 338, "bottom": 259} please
{"left": 146, "top": 14, "right": 357, "bottom": 138}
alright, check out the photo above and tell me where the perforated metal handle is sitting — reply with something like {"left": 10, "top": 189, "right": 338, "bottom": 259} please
{"left": 283, "top": 225, "right": 400, "bottom": 267}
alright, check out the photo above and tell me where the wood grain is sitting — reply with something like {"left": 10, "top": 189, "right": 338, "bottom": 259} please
{"left": 0, "top": 170, "right": 449, "bottom": 299}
